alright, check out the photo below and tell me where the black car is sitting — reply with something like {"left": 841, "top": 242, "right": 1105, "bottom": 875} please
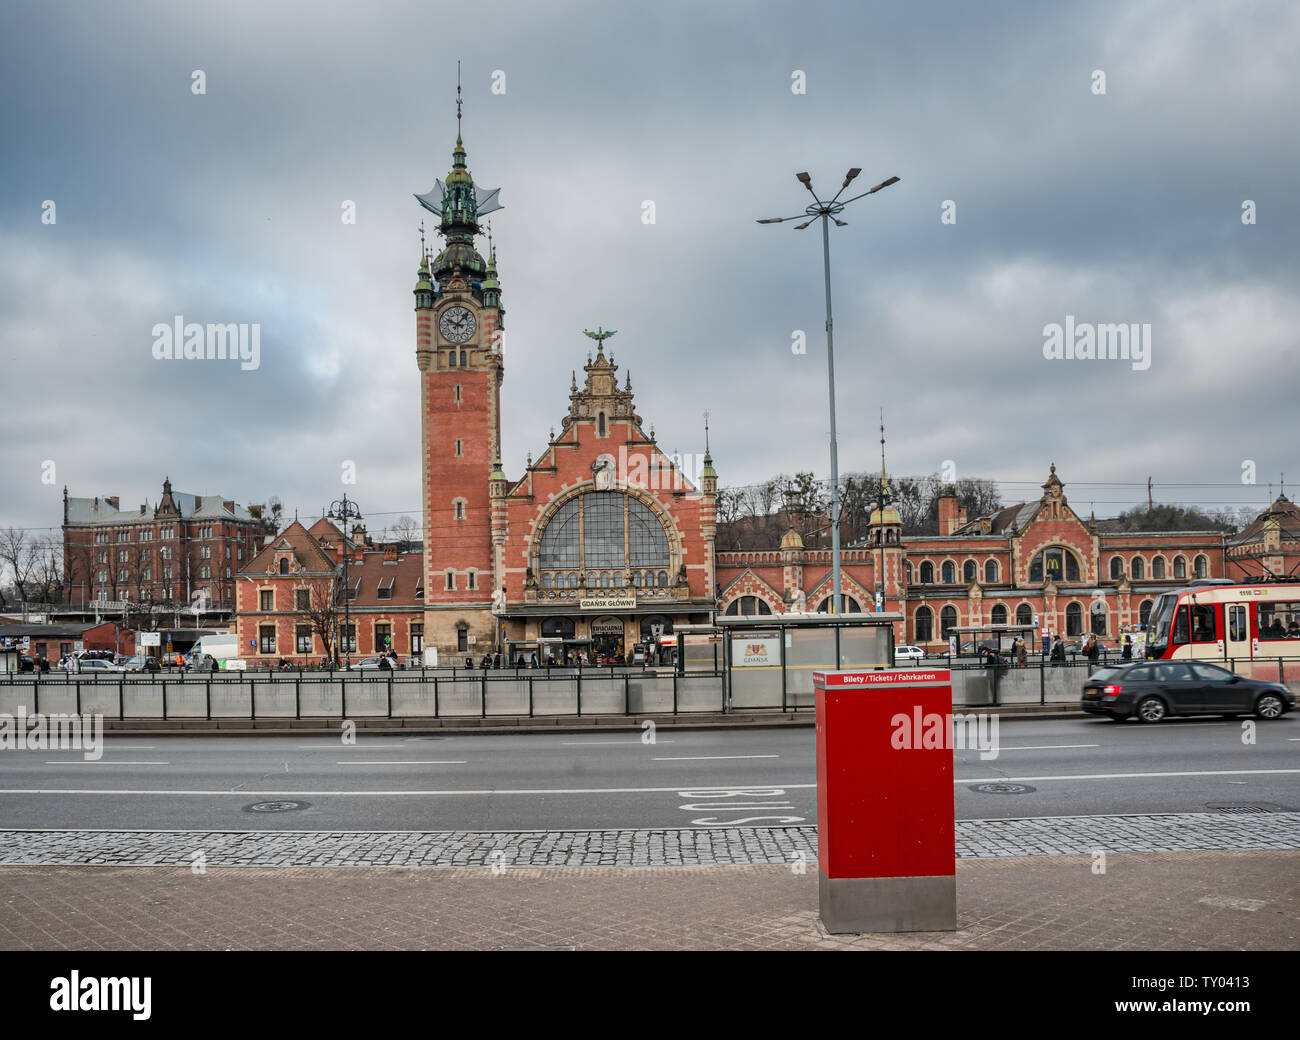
{"left": 1082, "top": 660, "right": 1294, "bottom": 723}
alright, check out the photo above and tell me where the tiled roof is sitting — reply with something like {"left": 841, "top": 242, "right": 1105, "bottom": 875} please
{"left": 239, "top": 521, "right": 337, "bottom": 576}
{"left": 1228, "top": 495, "right": 1300, "bottom": 547}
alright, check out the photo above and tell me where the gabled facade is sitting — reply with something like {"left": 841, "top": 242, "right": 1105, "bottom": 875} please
{"left": 715, "top": 464, "right": 1232, "bottom": 650}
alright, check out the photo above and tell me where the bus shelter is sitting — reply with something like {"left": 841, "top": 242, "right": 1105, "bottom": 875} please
{"left": 715, "top": 612, "right": 901, "bottom": 711}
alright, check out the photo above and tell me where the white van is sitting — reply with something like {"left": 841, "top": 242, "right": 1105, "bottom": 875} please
{"left": 186, "top": 634, "right": 239, "bottom": 671}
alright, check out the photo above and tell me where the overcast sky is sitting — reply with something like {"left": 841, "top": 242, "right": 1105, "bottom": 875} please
{"left": 2, "top": 0, "right": 1297, "bottom": 538}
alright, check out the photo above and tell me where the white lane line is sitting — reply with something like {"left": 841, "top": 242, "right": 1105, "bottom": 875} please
{"left": 562, "top": 740, "right": 676, "bottom": 746}
{"left": 0, "top": 783, "right": 819, "bottom": 797}
{"left": 298, "top": 745, "right": 407, "bottom": 750}
{"left": 335, "top": 761, "right": 466, "bottom": 766}
{"left": 955, "top": 768, "right": 1300, "bottom": 784}
{"left": 42, "top": 761, "right": 170, "bottom": 766}
{"left": 654, "top": 755, "right": 779, "bottom": 761}
{"left": 995, "top": 744, "right": 1100, "bottom": 751}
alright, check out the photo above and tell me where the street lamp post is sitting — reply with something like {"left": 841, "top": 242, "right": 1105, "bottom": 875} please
{"left": 758, "top": 169, "right": 899, "bottom": 613}
{"left": 328, "top": 494, "right": 363, "bottom": 669}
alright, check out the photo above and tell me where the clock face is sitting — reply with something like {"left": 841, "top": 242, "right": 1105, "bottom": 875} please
{"left": 439, "top": 306, "right": 476, "bottom": 344}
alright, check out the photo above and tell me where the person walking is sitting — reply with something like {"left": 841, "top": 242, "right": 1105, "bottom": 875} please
{"left": 1121, "top": 634, "right": 1133, "bottom": 661}
{"left": 1015, "top": 638, "right": 1027, "bottom": 668}
{"left": 1085, "top": 633, "right": 1100, "bottom": 668}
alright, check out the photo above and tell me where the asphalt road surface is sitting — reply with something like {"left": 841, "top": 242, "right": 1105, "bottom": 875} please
{"left": 0, "top": 716, "right": 1296, "bottom": 830}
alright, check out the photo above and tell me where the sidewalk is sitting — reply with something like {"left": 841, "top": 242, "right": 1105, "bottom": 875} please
{"left": 1, "top": 849, "right": 1294, "bottom": 950}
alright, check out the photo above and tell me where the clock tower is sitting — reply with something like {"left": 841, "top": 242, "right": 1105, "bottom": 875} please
{"left": 413, "top": 90, "right": 506, "bottom": 658}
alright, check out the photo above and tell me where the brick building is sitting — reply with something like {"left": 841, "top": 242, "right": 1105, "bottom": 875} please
{"left": 409, "top": 111, "right": 717, "bottom": 662}
{"left": 63, "top": 479, "right": 263, "bottom": 611}
{"left": 713, "top": 466, "right": 1300, "bottom": 652}
{"left": 233, "top": 518, "right": 425, "bottom": 665}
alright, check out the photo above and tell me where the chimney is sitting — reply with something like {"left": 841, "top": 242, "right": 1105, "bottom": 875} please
{"left": 104, "top": 497, "right": 119, "bottom": 509}
{"left": 383, "top": 546, "right": 398, "bottom": 562}
{"left": 938, "top": 495, "right": 962, "bottom": 536}
{"left": 194, "top": 495, "right": 203, "bottom": 509}
{"left": 224, "top": 500, "right": 235, "bottom": 513}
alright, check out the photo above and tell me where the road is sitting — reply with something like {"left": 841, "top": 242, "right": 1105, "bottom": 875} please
{"left": 0, "top": 716, "right": 1296, "bottom": 831}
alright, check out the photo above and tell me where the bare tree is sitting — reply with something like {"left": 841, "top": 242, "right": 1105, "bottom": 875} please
{"left": 0, "top": 527, "right": 35, "bottom": 605}
{"left": 387, "top": 515, "right": 420, "bottom": 553}
{"left": 299, "top": 575, "right": 341, "bottom": 664}
{"left": 27, "top": 536, "right": 64, "bottom": 603}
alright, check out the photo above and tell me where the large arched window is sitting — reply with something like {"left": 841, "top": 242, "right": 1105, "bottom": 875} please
{"left": 984, "top": 560, "right": 998, "bottom": 584}
{"left": 1194, "top": 554, "right": 1208, "bottom": 578}
{"left": 963, "top": 560, "right": 977, "bottom": 583}
{"left": 1030, "top": 547, "right": 1081, "bottom": 583}
{"left": 1139, "top": 599, "right": 1153, "bottom": 626}
{"left": 1110, "top": 557, "right": 1123, "bottom": 580}
{"left": 1131, "top": 557, "right": 1144, "bottom": 580}
{"left": 940, "top": 606, "right": 958, "bottom": 638}
{"left": 1152, "top": 556, "right": 1166, "bottom": 579}
{"left": 1066, "top": 602, "right": 1083, "bottom": 636}
{"left": 990, "top": 604, "right": 1007, "bottom": 625}
{"left": 1016, "top": 603, "right": 1033, "bottom": 626}
{"left": 915, "top": 606, "right": 933, "bottom": 642}
{"left": 817, "top": 596, "right": 862, "bottom": 613}
{"left": 920, "top": 561, "right": 934, "bottom": 584}
{"left": 537, "top": 492, "right": 670, "bottom": 583}
{"left": 1173, "top": 555, "right": 1186, "bottom": 579}
{"left": 941, "top": 561, "right": 956, "bottom": 584}
{"left": 905, "top": 561, "right": 913, "bottom": 585}
{"left": 541, "top": 616, "right": 575, "bottom": 639}
{"left": 724, "top": 596, "right": 772, "bottom": 616}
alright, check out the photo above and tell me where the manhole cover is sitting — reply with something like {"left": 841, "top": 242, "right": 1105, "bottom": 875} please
{"left": 970, "top": 783, "right": 1036, "bottom": 794}
{"left": 1207, "top": 803, "right": 1277, "bottom": 814}
{"left": 243, "top": 800, "right": 311, "bottom": 813}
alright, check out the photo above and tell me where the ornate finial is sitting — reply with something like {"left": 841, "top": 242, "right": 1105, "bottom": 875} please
{"left": 456, "top": 60, "right": 462, "bottom": 135}
{"left": 549, "top": 426, "right": 555, "bottom": 442}
{"left": 704, "top": 410, "right": 711, "bottom": 455}
{"left": 1050, "top": 462, "right": 1056, "bottom": 475}
{"left": 650, "top": 425, "right": 655, "bottom": 441}
{"left": 625, "top": 370, "right": 632, "bottom": 391}
{"left": 582, "top": 327, "right": 617, "bottom": 355}
{"left": 526, "top": 451, "right": 533, "bottom": 469}
{"left": 418, "top": 220, "right": 426, "bottom": 256}
{"left": 571, "top": 370, "right": 577, "bottom": 391}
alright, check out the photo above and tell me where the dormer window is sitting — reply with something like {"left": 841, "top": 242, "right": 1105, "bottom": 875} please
{"left": 279, "top": 557, "right": 289, "bottom": 575}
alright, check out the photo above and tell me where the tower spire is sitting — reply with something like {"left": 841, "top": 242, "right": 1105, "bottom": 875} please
{"left": 456, "top": 59, "right": 462, "bottom": 138}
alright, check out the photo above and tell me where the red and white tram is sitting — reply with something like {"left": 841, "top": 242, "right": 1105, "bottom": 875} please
{"left": 1144, "top": 578, "right": 1300, "bottom": 683}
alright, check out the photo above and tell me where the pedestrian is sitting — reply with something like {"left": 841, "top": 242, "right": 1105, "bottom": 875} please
{"left": 1086, "top": 633, "right": 1099, "bottom": 668}
{"left": 1050, "top": 635, "right": 1065, "bottom": 666}
{"left": 1015, "top": 639, "right": 1027, "bottom": 668}
{"left": 529, "top": 652, "right": 539, "bottom": 669}
{"left": 1121, "top": 634, "right": 1133, "bottom": 661}
{"left": 464, "top": 656, "right": 473, "bottom": 669}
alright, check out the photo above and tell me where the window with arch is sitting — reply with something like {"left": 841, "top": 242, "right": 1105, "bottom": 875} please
{"left": 1110, "top": 557, "right": 1123, "bottom": 580}
{"left": 1194, "top": 554, "right": 1208, "bottom": 578}
{"left": 817, "top": 596, "right": 862, "bottom": 613}
{"left": 567, "top": 572, "right": 579, "bottom": 589}
{"left": 940, "top": 606, "right": 958, "bottom": 638}
{"left": 537, "top": 492, "right": 671, "bottom": 584}
{"left": 601, "top": 572, "right": 611, "bottom": 588}
{"left": 1152, "top": 556, "right": 1166, "bottom": 579}
{"left": 541, "top": 616, "right": 575, "bottom": 639}
{"left": 597, "top": 412, "right": 607, "bottom": 437}
{"left": 725, "top": 596, "right": 772, "bottom": 616}
{"left": 279, "top": 557, "right": 289, "bottom": 575}
{"left": 454, "top": 384, "right": 462, "bottom": 404}
{"left": 657, "top": 570, "right": 668, "bottom": 587}
{"left": 454, "top": 499, "right": 466, "bottom": 520}
{"left": 1016, "top": 603, "right": 1033, "bottom": 626}
{"left": 1173, "top": 555, "right": 1186, "bottom": 579}
{"left": 1066, "top": 602, "right": 1083, "bottom": 636}
{"left": 1131, "top": 557, "right": 1144, "bottom": 580}
{"left": 905, "top": 561, "right": 913, "bottom": 585}
{"left": 990, "top": 604, "right": 1007, "bottom": 625}
{"left": 1030, "top": 547, "right": 1081, "bottom": 583}
{"left": 963, "top": 560, "right": 976, "bottom": 583}
{"left": 920, "top": 561, "right": 934, "bottom": 584}
{"left": 454, "top": 438, "right": 462, "bottom": 457}
{"left": 984, "top": 559, "right": 998, "bottom": 584}
{"left": 459, "top": 350, "right": 467, "bottom": 366}
{"left": 941, "top": 561, "right": 956, "bottom": 584}
{"left": 444, "top": 571, "right": 455, "bottom": 590}
{"left": 915, "top": 606, "right": 933, "bottom": 642}
{"left": 448, "top": 351, "right": 458, "bottom": 367}
{"left": 1090, "top": 599, "right": 1107, "bottom": 635}
{"left": 1139, "top": 599, "right": 1153, "bottom": 626}
{"left": 542, "top": 573, "right": 552, "bottom": 589}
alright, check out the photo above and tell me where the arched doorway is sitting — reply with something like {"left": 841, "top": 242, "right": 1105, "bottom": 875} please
{"left": 589, "top": 616, "right": 624, "bottom": 662}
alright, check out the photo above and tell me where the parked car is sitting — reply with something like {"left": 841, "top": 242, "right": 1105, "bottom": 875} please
{"left": 74, "top": 658, "right": 125, "bottom": 674}
{"left": 120, "top": 655, "right": 161, "bottom": 674}
{"left": 343, "top": 656, "right": 388, "bottom": 671}
{"left": 1081, "top": 660, "right": 1294, "bottom": 723}
{"left": 894, "top": 645, "right": 926, "bottom": 662}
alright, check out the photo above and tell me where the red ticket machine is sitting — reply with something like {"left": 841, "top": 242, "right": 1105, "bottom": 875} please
{"left": 812, "top": 668, "right": 957, "bottom": 933}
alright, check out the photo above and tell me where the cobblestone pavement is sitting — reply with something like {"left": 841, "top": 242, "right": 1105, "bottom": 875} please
{"left": 1, "top": 850, "right": 1296, "bottom": 950}
{"left": 1, "top": 812, "right": 1297, "bottom": 868}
